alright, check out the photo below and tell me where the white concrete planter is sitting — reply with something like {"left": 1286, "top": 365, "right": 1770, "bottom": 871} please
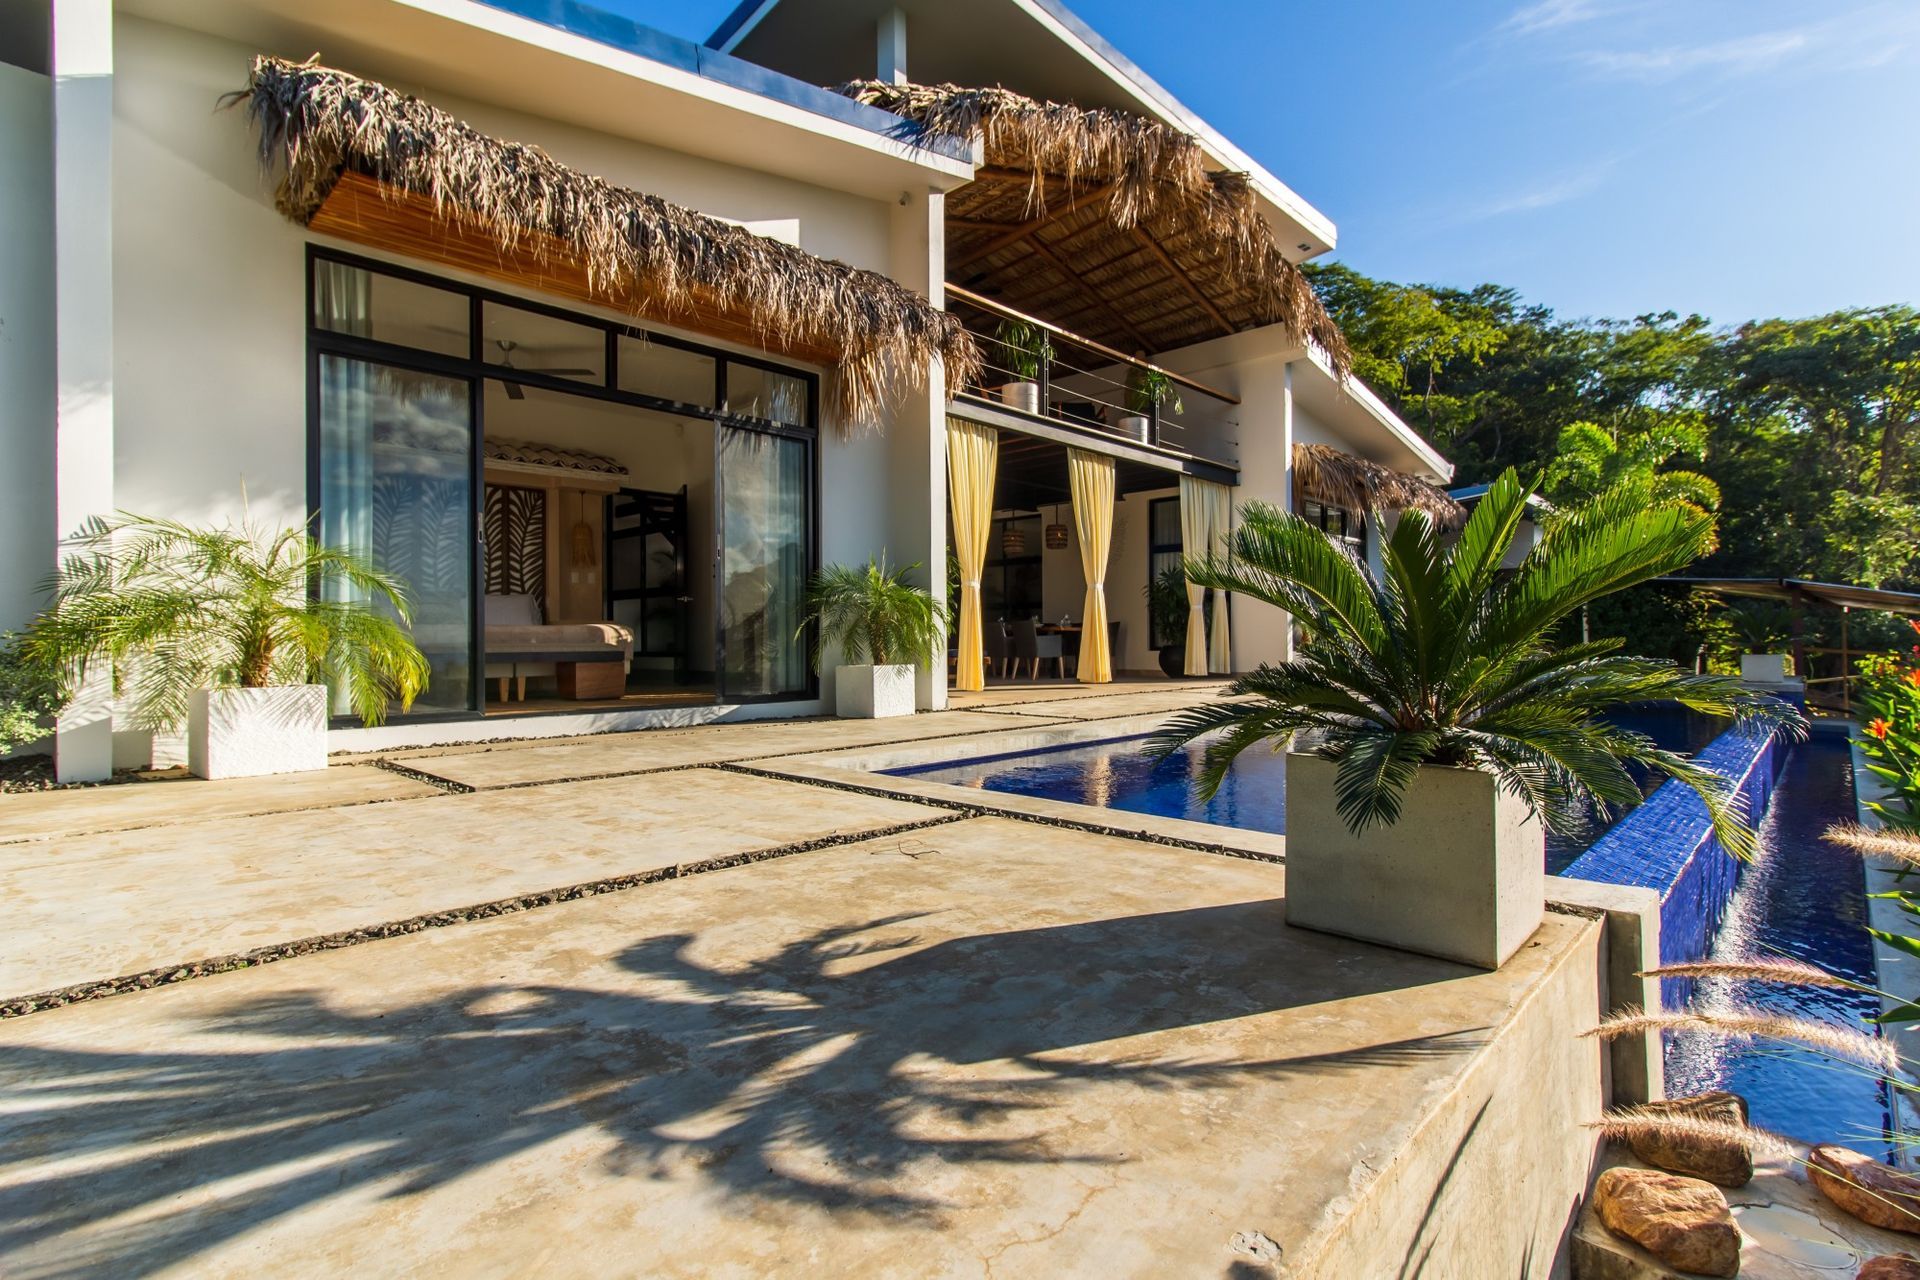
{"left": 1116, "top": 413, "right": 1150, "bottom": 441}
{"left": 1740, "top": 653, "right": 1792, "bottom": 684}
{"left": 998, "top": 381, "right": 1040, "bottom": 415}
{"left": 188, "top": 685, "right": 329, "bottom": 780}
{"left": 1284, "top": 752, "right": 1544, "bottom": 969}
{"left": 835, "top": 664, "right": 916, "bottom": 719}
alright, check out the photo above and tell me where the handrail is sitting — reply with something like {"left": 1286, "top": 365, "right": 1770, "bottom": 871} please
{"left": 945, "top": 283, "right": 1240, "bottom": 406}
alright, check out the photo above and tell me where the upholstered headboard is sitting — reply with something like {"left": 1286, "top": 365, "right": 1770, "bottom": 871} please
{"left": 484, "top": 593, "right": 543, "bottom": 627}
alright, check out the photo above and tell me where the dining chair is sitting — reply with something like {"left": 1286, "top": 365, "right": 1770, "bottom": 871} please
{"left": 983, "top": 620, "right": 1011, "bottom": 679}
{"left": 1009, "top": 618, "right": 1065, "bottom": 680}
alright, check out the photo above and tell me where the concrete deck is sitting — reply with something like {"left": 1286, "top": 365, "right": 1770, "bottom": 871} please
{"left": 0, "top": 682, "right": 1609, "bottom": 1276}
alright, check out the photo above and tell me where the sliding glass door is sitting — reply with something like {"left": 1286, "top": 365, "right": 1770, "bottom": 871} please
{"left": 716, "top": 426, "right": 810, "bottom": 701}
{"left": 317, "top": 355, "right": 477, "bottom": 715}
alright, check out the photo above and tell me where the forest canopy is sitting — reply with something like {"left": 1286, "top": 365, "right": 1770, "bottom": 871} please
{"left": 1305, "top": 262, "right": 1920, "bottom": 664}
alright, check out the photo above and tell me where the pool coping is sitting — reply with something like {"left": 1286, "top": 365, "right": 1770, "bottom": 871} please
{"left": 742, "top": 712, "right": 1289, "bottom": 860}
{"left": 1850, "top": 726, "right": 1920, "bottom": 1167}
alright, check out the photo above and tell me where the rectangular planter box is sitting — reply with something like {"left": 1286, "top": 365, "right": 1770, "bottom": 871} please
{"left": 188, "top": 685, "right": 328, "bottom": 780}
{"left": 835, "top": 664, "right": 916, "bottom": 719}
{"left": 1285, "top": 752, "right": 1544, "bottom": 969}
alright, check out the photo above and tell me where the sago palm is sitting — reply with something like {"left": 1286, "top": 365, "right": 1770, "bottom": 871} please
{"left": 24, "top": 512, "right": 430, "bottom": 729}
{"left": 1150, "top": 471, "right": 1802, "bottom": 851}
{"left": 797, "top": 557, "right": 947, "bottom": 669}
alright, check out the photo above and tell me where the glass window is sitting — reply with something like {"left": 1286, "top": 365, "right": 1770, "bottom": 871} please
{"left": 482, "top": 302, "right": 605, "bottom": 386}
{"left": 1302, "top": 499, "right": 1364, "bottom": 550}
{"left": 317, "top": 355, "right": 475, "bottom": 716}
{"left": 718, "top": 427, "right": 809, "bottom": 698}
{"left": 1148, "top": 496, "right": 1184, "bottom": 649}
{"left": 725, "top": 363, "right": 808, "bottom": 427}
{"left": 618, "top": 334, "right": 715, "bottom": 409}
{"left": 313, "top": 260, "right": 469, "bottom": 357}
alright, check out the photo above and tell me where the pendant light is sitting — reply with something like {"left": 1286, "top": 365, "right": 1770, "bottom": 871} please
{"left": 1001, "top": 522, "right": 1027, "bottom": 556}
{"left": 1044, "top": 503, "right": 1069, "bottom": 550}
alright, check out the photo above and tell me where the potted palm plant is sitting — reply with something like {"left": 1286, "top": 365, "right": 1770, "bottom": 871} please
{"left": 993, "top": 318, "right": 1052, "bottom": 415}
{"left": 1119, "top": 367, "right": 1183, "bottom": 442}
{"left": 1151, "top": 472, "right": 1802, "bottom": 968}
{"left": 1144, "top": 566, "right": 1194, "bottom": 679}
{"left": 23, "top": 513, "right": 429, "bottom": 779}
{"left": 797, "top": 557, "right": 947, "bottom": 719}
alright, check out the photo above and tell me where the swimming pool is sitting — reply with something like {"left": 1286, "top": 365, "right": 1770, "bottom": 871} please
{"left": 887, "top": 719, "right": 1892, "bottom": 1155}
{"left": 887, "top": 734, "right": 1287, "bottom": 833}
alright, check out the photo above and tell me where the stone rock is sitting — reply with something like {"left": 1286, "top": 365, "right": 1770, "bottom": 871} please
{"left": 1809, "top": 1145, "right": 1920, "bottom": 1235}
{"left": 1592, "top": 1166, "right": 1741, "bottom": 1278}
{"left": 1860, "top": 1255, "right": 1920, "bottom": 1280}
{"left": 1626, "top": 1090, "right": 1754, "bottom": 1187}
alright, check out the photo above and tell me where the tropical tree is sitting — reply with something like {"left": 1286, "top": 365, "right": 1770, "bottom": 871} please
{"left": 23, "top": 513, "right": 429, "bottom": 729}
{"left": 797, "top": 557, "right": 947, "bottom": 670}
{"left": 1544, "top": 418, "right": 1721, "bottom": 514}
{"left": 1150, "top": 472, "right": 1802, "bottom": 849}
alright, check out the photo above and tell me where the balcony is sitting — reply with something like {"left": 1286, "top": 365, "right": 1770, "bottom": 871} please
{"left": 945, "top": 286, "right": 1241, "bottom": 483}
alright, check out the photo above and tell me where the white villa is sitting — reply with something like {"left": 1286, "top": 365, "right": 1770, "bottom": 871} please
{"left": 1, "top": 0, "right": 1459, "bottom": 779}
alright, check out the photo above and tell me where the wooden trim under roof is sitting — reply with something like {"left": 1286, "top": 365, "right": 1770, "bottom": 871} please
{"left": 309, "top": 173, "right": 842, "bottom": 367}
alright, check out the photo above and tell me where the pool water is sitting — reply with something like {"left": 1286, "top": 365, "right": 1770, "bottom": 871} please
{"left": 888, "top": 734, "right": 1287, "bottom": 833}
{"left": 1664, "top": 731, "right": 1893, "bottom": 1157}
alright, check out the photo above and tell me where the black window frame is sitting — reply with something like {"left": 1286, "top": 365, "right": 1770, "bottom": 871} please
{"left": 305, "top": 244, "right": 822, "bottom": 724}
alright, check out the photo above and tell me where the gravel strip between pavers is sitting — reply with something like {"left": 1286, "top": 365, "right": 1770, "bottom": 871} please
{"left": 0, "top": 812, "right": 969, "bottom": 1020}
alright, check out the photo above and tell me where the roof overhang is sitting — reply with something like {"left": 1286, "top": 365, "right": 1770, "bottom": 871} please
{"left": 1660, "top": 578, "right": 1920, "bottom": 617}
{"left": 121, "top": 0, "right": 978, "bottom": 201}
{"left": 710, "top": 0, "right": 1334, "bottom": 258}
{"left": 1291, "top": 347, "right": 1452, "bottom": 484}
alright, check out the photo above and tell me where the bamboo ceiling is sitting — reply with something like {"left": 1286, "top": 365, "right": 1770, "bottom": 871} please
{"left": 839, "top": 81, "right": 1351, "bottom": 369}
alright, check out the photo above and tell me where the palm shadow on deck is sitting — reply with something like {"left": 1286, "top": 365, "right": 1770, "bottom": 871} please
{"left": 0, "top": 900, "right": 1484, "bottom": 1277}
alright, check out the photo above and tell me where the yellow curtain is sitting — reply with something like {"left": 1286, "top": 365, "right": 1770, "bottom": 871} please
{"left": 1178, "top": 474, "right": 1211, "bottom": 676}
{"left": 1068, "top": 447, "right": 1115, "bottom": 683}
{"left": 1205, "top": 482, "right": 1233, "bottom": 674}
{"left": 945, "top": 417, "right": 998, "bottom": 692}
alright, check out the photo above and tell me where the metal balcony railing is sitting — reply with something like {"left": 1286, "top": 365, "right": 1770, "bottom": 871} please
{"left": 946, "top": 285, "right": 1239, "bottom": 457}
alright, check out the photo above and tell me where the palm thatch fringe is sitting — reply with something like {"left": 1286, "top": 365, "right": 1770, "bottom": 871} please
{"left": 1292, "top": 443, "right": 1465, "bottom": 525}
{"left": 836, "top": 80, "right": 1350, "bottom": 372}
{"left": 230, "top": 56, "right": 979, "bottom": 432}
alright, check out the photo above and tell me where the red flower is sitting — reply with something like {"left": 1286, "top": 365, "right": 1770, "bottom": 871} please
{"left": 1868, "top": 718, "right": 1893, "bottom": 740}
{"left": 1908, "top": 669, "right": 1920, "bottom": 690}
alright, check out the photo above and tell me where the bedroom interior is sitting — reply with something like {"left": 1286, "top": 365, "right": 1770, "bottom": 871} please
{"left": 312, "top": 250, "right": 820, "bottom": 726}
{"left": 480, "top": 378, "right": 716, "bottom": 716}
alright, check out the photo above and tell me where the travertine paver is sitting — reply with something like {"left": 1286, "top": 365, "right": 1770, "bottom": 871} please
{"left": 0, "top": 768, "right": 943, "bottom": 999}
{"left": 0, "top": 765, "right": 440, "bottom": 844}
{"left": 394, "top": 709, "right": 1068, "bottom": 790}
{"left": 0, "top": 817, "right": 1596, "bottom": 1279}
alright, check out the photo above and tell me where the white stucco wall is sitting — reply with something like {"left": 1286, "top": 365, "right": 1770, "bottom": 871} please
{"left": 0, "top": 61, "right": 55, "bottom": 636}
{"left": 105, "top": 14, "right": 945, "bottom": 736}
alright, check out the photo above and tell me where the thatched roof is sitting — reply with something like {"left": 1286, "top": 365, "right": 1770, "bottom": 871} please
{"left": 1293, "top": 443, "right": 1465, "bottom": 525}
{"left": 485, "top": 438, "right": 629, "bottom": 479}
{"left": 231, "top": 56, "right": 978, "bottom": 432}
{"left": 838, "top": 81, "right": 1350, "bottom": 372}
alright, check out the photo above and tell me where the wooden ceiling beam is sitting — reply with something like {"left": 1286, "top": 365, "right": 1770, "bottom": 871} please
{"left": 948, "top": 181, "right": 1117, "bottom": 274}
{"left": 1132, "top": 225, "right": 1234, "bottom": 336}
{"left": 1023, "top": 237, "right": 1156, "bottom": 353}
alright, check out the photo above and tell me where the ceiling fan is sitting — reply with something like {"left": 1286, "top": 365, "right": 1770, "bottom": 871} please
{"left": 492, "top": 339, "right": 597, "bottom": 399}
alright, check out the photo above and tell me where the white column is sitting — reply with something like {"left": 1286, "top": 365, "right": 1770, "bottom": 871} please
{"left": 50, "top": 0, "right": 114, "bottom": 782}
{"left": 887, "top": 185, "right": 947, "bottom": 709}
{"left": 876, "top": 7, "right": 908, "bottom": 85}
{"left": 0, "top": 59, "right": 56, "bottom": 638}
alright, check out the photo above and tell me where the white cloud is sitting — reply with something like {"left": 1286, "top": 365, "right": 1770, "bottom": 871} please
{"left": 1502, "top": 0, "right": 1609, "bottom": 36}
{"left": 1455, "top": 160, "right": 1619, "bottom": 224}
{"left": 1579, "top": 29, "right": 1811, "bottom": 79}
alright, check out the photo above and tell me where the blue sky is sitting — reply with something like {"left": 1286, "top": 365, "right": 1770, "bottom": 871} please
{"left": 613, "top": 0, "right": 1919, "bottom": 325}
